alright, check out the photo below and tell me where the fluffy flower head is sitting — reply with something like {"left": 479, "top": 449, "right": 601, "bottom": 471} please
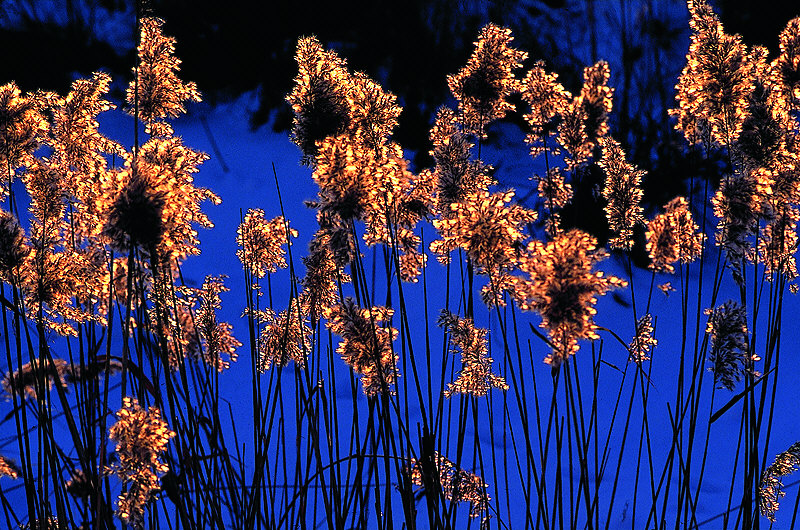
{"left": 127, "top": 17, "right": 201, "bottom": 136}
{"left": 107, "top": 397, "right": 175, "bottom": 525}
{"left": 598, "top": 137, "right": 645, "bottom": 250}
{"left": 439, "top": 310, "right": 507, "bottom": 397}
{"left": 646, "top": 197, "right": 705, "bottom": 273}
{"left": 448, "top": 24, "right": 527, "bottom": 137}
{"left": 514, "top": 230, "right": 626, "bottom": 366}
{"left": 327, "top": 298, "right": 398, "bottom": 396}
{"left": 237, "top": 210, "right": 297, "bottom": 277}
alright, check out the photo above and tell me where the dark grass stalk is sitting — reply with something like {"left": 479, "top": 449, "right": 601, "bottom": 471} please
{"left": 684, "top": 213, "right": 723, "bottom": 524}
{"left": 144, "top": 259, "right": 198, "bottom": 524}
{"left": 345, "top": 232, "right": 414, "bottom": 530}
{"left": 328, "top": 348, "right": 348, "bottom": 528}
{"left": 318, "top": 373, "right": 344, "bottom": 528}
{"left": 237, "top": 211, "right": 266, "bottom": 521}
{"left": 632, "top": 363, "right": 658, "bottom": 520}
{"left": 623, "top": 250, "right": 648, "bottom": 530}
{"left": 603, "top": 360, "right": 640, "bottom": 529}
{"left": 239, "top": 236, "right": 264, "bottom": 525}
{"left": 654, "top": 259, "right": 692, "bottom": 528}
{"left": 496, "top": 305, "right": 542, "bottom": 529}
{"left": 505, "top": 304, "right": 538, "bottom": 467}
{"left": 272, "top": 162, "right": 335, "bottom": 527}
{"left": 1, "top": 281, "right": 38, "bottom": 524}
{"left": 566, "top": 353, "right": 593, "bottom": 527}
{"left": 420, "top": 228, "right": 436, "bottom": 432}
{"left": 14, "top": 293, "right": 45, "bottom": 527}
{"left": 595, "top": 338, "right": 656, "bottom": 529}
{"left": 497, "top": 308, "right": 513, "bottom": 527}
{"left": 554, "top": 414, "right": 564, "bottom": 530}
{"left": 677, "top": 150, "right": 715, "bottom": 530}
{"left": 631, "top": 380, "right": 649, "bottom": 529}
{"left": 737, "top": 232, "right": 764, "bottom": 530}
{"left": 542, "top": 368, "right": 563, "bottom": 530}
{"left": 384, "top": 214, "right": 428, "bottom": 421}
{"left": 672, "top": 260, "right": 691, "bottom": 529}
{"left": 565, "top": 386, "right": 575, "bottom": 528}
{"left": 470, "top": 395, "right": 489, "bottom": 525}
{"left": 754, "top": 275, "right": 785, "bottom": 495}
{"left": 589, "top": 344, "right": 601, "bottom": 530}
{"left": 435, "top": 260, "right": 454, "bottom": 459}
{"left": 594, "top": 355, "right": 630, "bottom": 519}
{"left": 247, "top": 317, "right": 285, "bottom": 526}
{"left": 683, "top": 251, "right": 728, "bottom": 530}
{"left": 788, "top": 477, "right": 800, "bottom": 529}
{"left": 723, "top": 400, "right": 747, "bottom": 529}
{"left": 500, "top": 389, "right": 534, "bottom": 529}
{"left": 339, "top": 337, "right": 364, "bottom": 521}
{"left": 445, "top": 395, "right": 471, "bottom": 526}
{"left": 484, "top": 391, "right": 503, "bottom": 530}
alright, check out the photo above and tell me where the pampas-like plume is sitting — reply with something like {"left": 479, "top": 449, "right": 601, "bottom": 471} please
{"left": 646, "top": 197, "right": 705, "bottom": 273}
{"left": 127, "top": 17, "right": 201, "bottom": 137}
{"left": 448, "top": 24, "right": 527, "bottom": 138}
{"left": 327, "top": 298, "right": 398, "bottom": 396}
{"left": 598, "top": 137, "right": 645, "bottom": 250}
{"left": 705, "top": 300, "right": 753, "bottom": 390}
{"left": 438, "top": 310, "right": 507, "bottom": 397}
{"left": 513, "top": 229, "right": 626, "bottom": 367}
{"left": 760, "top": 441, "right": 800, "bottom": 522}
{"left": 236, "top": 209, "right": 297, "bottom": 278}
{"left": 107, "top": 397, "right": 175, "bottom": 525}
{"left": 410, "top": 451, "right": 490, "bottom": 518}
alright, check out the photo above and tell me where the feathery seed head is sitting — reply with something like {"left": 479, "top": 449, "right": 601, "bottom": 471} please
{"left": 598, "top": 137, "right": 645, "bottom": 250}
{"left": 705, "top": 300, "right": 752, "bottom": 390}
{"left": 557, "top": 61, "right": 614, "bottom": 169}
{"left": 3, "top": 357, "right": 70, "bottom": 400}
{"left": 513, "top": 230, "right": 626, "bottom": 366}
{"left": 448, "top": 24, "right": 527, "bottom": 138}
{"left": 0, "top": 82, "right": 47, "bottom": 181}
{"left": 646, "top": 197, "right": 705, "bottom": 273}
{"left": 107, "top": 397, "right": 174, "bottom": 525}
{"left": 410, "top": 451, "right": 490, "bottom": 518}
{"left": 712, "top": 172, "right": 765, "bottom": 273}
{"left": 103, "top": 137, "right": 213, "bottom": 265}
{"left": 193, "top": 275, "right": 241, "bottom": 372}
{"left": 64, "top": 469, "right": 94, "bottom": 500}
{"left": 287, "top": 36, "right": 352, "bottom": 163}
{"left": 103, "top": 165, "right": 166, "bottom": 251}
{"left": 256, "top": 300, "right": 312, "bottom": 371}
{"left": 775, "top": 17, "right": 800, "bottom": 110}
{"left": 236, "top": 209, "right": 297, "bottom": 277}
{"left": 522, "top": 62, "right": 570, "bottom": 158}
{"left": 0, "top": 455, "right": 20, "bottom": 479}
{"left": 756, "top": 205, "right": 800, "bottom": 283}
{"left": 430, "top": 189, "right": 536, "bottom": 276}
{"left": 438, "top": 310, "right": 507, "bottom": 397}
{"left": 536, "top": 167, "right": 573, "bottom": 212}
{"left": 301, "top": 231, "right": 349, "bottom": 322}
{"left": 327, "top": 298, "right": 398, "bottom": 396}
{"left": 348, "top": 71, "right": 402, "bottom": 152}
{"left": 580, "top": 61, "right": 614, "bottom": 145}
{"left": 430, "top": 107, "right": 494, "bottom": 212}
{"left": 127, "top": 17, "right": 201, "bottom": 136}
{"left": 629, "top": 313, "right": 657, "bottom": 363}
{"left": 761, "top": 442, "right": 800, "bottom": 523}
{"left": 313, "top": 134, "right": 371, "bottom": 221}
{"left": 0, "top": 210, "right": 29, "bottom": 278}
{"left": 672, "top": 0, "right": 752, "bottom": 147}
